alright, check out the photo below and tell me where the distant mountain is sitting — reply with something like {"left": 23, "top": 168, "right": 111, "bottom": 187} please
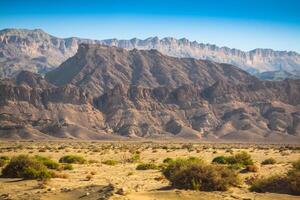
{"left": 256, "top": 70, "right": 300, "bottom": 81}
{"left": 1, "top": 44, "right": 299, "bottom": 141}
{"left": 1, "top": 28, "right": 300, "bottom": 79}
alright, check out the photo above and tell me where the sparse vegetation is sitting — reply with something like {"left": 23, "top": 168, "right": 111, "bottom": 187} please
{"left": 212, "top": 151, "right": 253, "bottom": 169}
{"left": 163, "top": 157, "right": 239, "bottom": 191}
{"left": 250, "top": 159, "right": 300, "bottom": 195}
{"left": 1, "top": 155, "right": 51, "bottom": 180}
{"left": 245, "top": 165, "right": 259, "bottom": 173}
{"left": 0, "top": 156, "right": 10, "bottom": 167}
{"left": 59, "top": 155, "right": 86, "bottom": 164}
{"left": 261, "top": 158, "right": 276, "bottom": 165}
{"left": 62, "top": 163, "right": 74, "bottom": 170}
{"left": 136, "top": 163, "right": 159, "bottom": 170}
{"left": 34, "top": 155, "right": 60, "bottom": 169}
{"left": 102, "top": 159, "right": 118, "bottom": 166}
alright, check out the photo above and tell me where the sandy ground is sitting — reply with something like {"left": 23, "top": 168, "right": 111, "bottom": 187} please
{"left": 0, "top": 141, "right": 299, "bottom": 200}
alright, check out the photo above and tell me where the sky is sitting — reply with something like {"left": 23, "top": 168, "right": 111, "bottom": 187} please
{"left": 1, "top": 0, "right": 300, "bottom": 52}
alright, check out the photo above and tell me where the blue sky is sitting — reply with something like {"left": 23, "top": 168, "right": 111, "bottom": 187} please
{"left": 1, "top": 0, "right": 300, "bottom": 52}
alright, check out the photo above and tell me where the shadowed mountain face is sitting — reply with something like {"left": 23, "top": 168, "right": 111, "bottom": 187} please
{"left": 1, "top": 44, "right": 300, "bottom": 142}
{"left": 1, "top": 28, "right": 300, "bottom": 79}
{"left": 45, "top": 44, "right": 258, "bottom": 97}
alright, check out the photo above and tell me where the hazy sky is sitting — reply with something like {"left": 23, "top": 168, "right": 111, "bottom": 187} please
{"left": 1, "top": 0, "right": 300, "bottom": 52}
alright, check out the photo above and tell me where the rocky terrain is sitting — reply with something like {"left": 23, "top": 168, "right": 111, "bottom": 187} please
{"left": 0, "top": 44, "right": 299, "bottom": 141}
{"left": 1, "top": 28, "right": 300, "bottom": 79}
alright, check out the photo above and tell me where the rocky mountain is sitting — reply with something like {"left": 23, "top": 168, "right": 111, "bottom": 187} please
{"left": 1, "top": 44, "right": 299, "bottom": 142}
{"left": 1, "top": 28, "right": 300, "bottom": 79}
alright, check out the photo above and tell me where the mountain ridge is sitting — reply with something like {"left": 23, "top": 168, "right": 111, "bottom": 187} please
{"left": 1, "top": 44, "right": 299, "bottom": 141}
{"left": 1, "top": 28, "right": 300, "bottom": 79}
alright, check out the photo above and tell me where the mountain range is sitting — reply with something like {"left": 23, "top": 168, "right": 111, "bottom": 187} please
{"left": 1, "top": 28, "right": 300, "bottom": 79}
{"left": 1, "top": 43, "right": 299, "bottom": 142}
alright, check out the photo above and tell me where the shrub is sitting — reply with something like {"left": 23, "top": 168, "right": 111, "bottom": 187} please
{"left": 292, "top": 160, "right": 300, "bottom": 171}
{"left": 0, "top": 156, "right": 10, "bottom": 167}
{"left": 212, "top": 156, "right": 227, "bottom": 164}
{"left": 163, "top": 157, "right": 174, "bottom": 164}
{"left": 1, "top": 155, "right": 51, "bottom": 180}
{"left": 102, "top": 159, "right": 118, "bottom": 166}
{"left": 163, "top": 158, "right": 239, "bottom": 191}
{"left": 62, "top": 163, "right": 73, "bottom": 170}
{"left": 34, "top": 155, "right": 59, "bottom": 169}
{"left": 59, "top": 155, "right": 86, "bottom": 164}
{"left": 245, "top": 165, "right": 259, "bottom": 173}
{"left": 127, "top": 154, "right": 140, "bottom": 163}
{"left": 250, "top": 175, "right": 288, "bottom": 193}
{"left": 261, "top": 158, "right": 276, "bottom": 165}
{"left": 228, "top": 151, "right": 253, "bottom": 166}
{"left": 50, "top": 171, "right": 69, "bottom": 179}
{"left": 136, "top": 163, "right": 159, "bottom": 170}
{"left": 287, "top": 169, "right": 300, "bottom": 195}
{"left": 212, "top": 152, "right": 253, "bottom": 168}
{"left": 250, "top": 159, "right": 300, "bottom": 195}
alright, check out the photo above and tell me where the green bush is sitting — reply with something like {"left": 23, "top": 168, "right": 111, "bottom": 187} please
{"left": 292, "top": 160, "right": 300, "bottom": 171}
{"left": 261, "top": 158, "right": 276, "bottom": 165}
{"left": 0, "top": 156, "right": 10, "bottom": 167}
{"left": 102, "top": 159, "right": 118, "bottom": 166}
{"left": 136, "top": 163, "right": 159, "bottom": 170}
{"left": 127, "top": 154, "right": 140, "bottom": 163}
{"left": 212, "top": 156, "right": 227, "bottom": 164}
{"left": 228, "top": 151, "right": 253, "bottom": 166}
{"left": 1, "top": 155, "right": 51, "bottom": 180}
{"left": 62, "top": 163, "right": 74, "bottom": 170}
{"left": 163, "top": 157, "right": 239, "bottom": 191}
{"left": 250, "top": 175, "right": 288, "bottom": 193}
{"left": 163, "top": 157, "right": 174, "bottom": 164}
{"left": 212, "top": 152, "right": 253, "bottom": 168}
{"left": 59, "top": 155, "right": 86, "bottom": 164}
{"left": 250, "top": 159, "right": 300, "bottom": 195}
{"left": 34, "top": 155, "right": 60, "bottom": 169}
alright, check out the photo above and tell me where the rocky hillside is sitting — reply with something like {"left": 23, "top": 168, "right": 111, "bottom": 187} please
{"left": 45, "top": 44, "right": 258, "bottom": 97}
{"left": 1, "top": 28, "right": 300, "bottom": 79}
{"left": 1, "top": 44, "right": 299, "bottom": 142}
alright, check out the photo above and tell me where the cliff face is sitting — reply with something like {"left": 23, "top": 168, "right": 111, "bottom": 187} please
{"left": 1, "top": 29, "right": 300, "bottom": 79}
{"left": 1, "top": 44, "right": 300, "bottom": 141}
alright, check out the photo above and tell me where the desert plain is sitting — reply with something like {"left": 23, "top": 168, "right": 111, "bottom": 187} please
{"left": 0, "top": 140, "right": 299, "bottom": 200}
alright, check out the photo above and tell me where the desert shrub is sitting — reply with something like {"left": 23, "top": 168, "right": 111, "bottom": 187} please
{"left": 34, "top": 155, "right": 59, "bottom": 169}
{"left": 250, "top": 175, "right": 288, "bottom": 193}
{"left": 127, "top": 153, "right": 140, "bottom": 163}
{"left": 163, "top": 157, "right": 174, "bottom": 164}
{"left": 163, "top": 157, "right": 239, "bottom": 191}
{"left": 136, "top": 163, "right": 159, "bottom": 170}
{"left": 245, "top": 165, "right": 258, "bottom": 173}
{"left": 1, "top": 155, "right": 51, "bottom": 180}
{"left": 228, "top": 151, "right": 253, "bottom": 166}
{"left": 287, "top": 169, "right": 300, "bottom": 195}
{"left": 261, "top": 158, "right": 276, "bottom": 165}
{"left": 292, "top": 159, "right": 300, "bottom": 171}
{"left": 102, "top": 159, "right": 118, "bottom": 166}
{"left": 62, "top": 163, "right": 73, "bottom": 170}
{"left": 250, "top": 159, "right": 300, "bottom": 195}
{"left": 59, "top": 155, "right": 86, "bottom": 164}
{"left": 212, "top": 156, "right": 227, "bottom": 164}
{"left": 88, "top": 159, "right": 99, "bottom": 164}
{"left": 0, "top": 156, "right": 10, "bottom": 167}
{"left": 50, "top": 171, "right": 69, "bottom": 179}
{"left": 212, "top": 152, "right": 253, "bottom": 168}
